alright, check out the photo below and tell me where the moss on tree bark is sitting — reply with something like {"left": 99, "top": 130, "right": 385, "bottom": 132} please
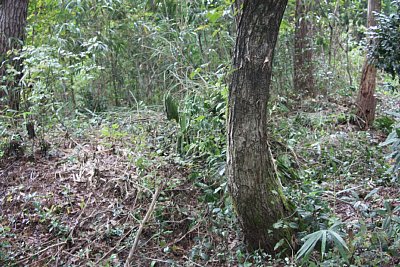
{"left": 227, "top": 0, "right": 294, "bottom": 254}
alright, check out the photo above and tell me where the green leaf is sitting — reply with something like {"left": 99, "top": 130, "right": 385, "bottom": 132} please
{"left": 394, "top": 205, "right": 400, "bottom": 213}
{"left": 364, "top": 188, "right": 380, "bottom": 200}
{"left": 164, "top": 95, "right": 179, "bottom": 123}
{"left": 273, "top": 220, "right": 283, "bottom": 229}
{"left": 206, "top": 10, "right": 223, "bottom": 23}
{"left": 179, "top": 113, "right": 189, "bottom": 131}
{"left": 296, "top": 231, "right": 324, "bottom": 260}
{"left": 321, "top": 230, "right": 327, "bottom": 260}
{"left": 383, "top": 216, "right": 391, "bottom": 230}
{"left": 328, "top": 230, "right": 349, "bottom": 259}
{"left": 274, "top": 239, "right": 285, "bottom": 251}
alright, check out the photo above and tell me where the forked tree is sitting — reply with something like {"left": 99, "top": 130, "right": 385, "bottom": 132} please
{"left": 227, "top": 0, "right": 293, "bottom": 253}
{"left": 0, "top": 0, "right": 29, "bottom": 111}
{"left": 356, "top": 0, "right": 381, "bottom": 128}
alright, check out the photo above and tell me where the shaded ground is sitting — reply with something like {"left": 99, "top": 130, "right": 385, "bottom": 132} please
{"left": 271, "top": 93, "right": 400, "bottom": 266}
{"left": 1, "top": 95, "right": 400, "bottom": 266}
{"left": 0, "top": 111, "right": 236, "bottom": 266}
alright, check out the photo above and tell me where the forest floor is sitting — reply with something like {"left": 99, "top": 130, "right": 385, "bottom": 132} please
{"left": 1, "top": 94, "right": 400, "bottom": 266}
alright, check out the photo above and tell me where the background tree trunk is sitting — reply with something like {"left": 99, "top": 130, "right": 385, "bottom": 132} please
{"left": 356, "top": 0, "right": 381, "bottom": 128}
{"left": 294, "top": 0, "right": 315, "bottom": 97}
{"left": 0, "top": 0, "right": 29, "bottom": 111}
{"left": 227, "top": 0, "right": 293, "bottom": 253}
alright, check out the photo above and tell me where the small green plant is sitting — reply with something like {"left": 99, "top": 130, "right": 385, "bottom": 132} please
{"left": 101, "top": 123, "right": 127, "bottom": 142}
{"left": 375, "top": 115, "right": 396, "bottom": 134}
{"left": 379, "top": 116, "right": 400, "bottom": 181}
{"left": 162, "top": 85, "right": 227, "bottom": 167}
{"left": 368, "top": 0, "right": 400, "bottom": 80}
{"left": 296, "top": 221, "right": 349, "bottom": 261}
{"left": 338, "top": 188, "right": 400, "bottom": 265}
{"left": 0, "top": 135, "right": 24, "bottom": 158}
{"left": 164, "top": 94, "right": 179, "bottom": 123}
{"left": 0, "top": 221, "right": 12, "bottom": 264}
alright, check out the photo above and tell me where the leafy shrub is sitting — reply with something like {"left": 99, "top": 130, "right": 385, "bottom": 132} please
{"left": 375, "top": 115, "right": 396, "bottom": 134}
{"left": 380, "top": 113, "right": 400, "bottom": 181}
{"left": 368, "top": 0, "right": 400, "bottom": 80}
{"left": 296, "top": 222, "right": 349, "bottom": 262}
{"left": 165, "top": 84, "right": 227, "bottom": 168}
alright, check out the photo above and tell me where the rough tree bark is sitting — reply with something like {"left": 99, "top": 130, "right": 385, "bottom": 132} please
{"left": 356, "top": 0, "right": 381, "bottom": 128}
{"left": 0, "top": 0, "right": 29, "bottom": 111}
{"left": 227, "top": 0, "right": 293, "bottom": 253}
{"left": 294, "top": 0, "right": 315, "bottom": 97}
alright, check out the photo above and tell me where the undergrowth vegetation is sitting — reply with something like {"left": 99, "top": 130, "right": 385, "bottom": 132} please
{"left": 270, "top": 97, "right": 400, "bottom": 266}
{"left": 2, "top": 90, "right": 399, "bottom": 266}
{"left": 1, "top": 0, "right": 400, "bottom": 266}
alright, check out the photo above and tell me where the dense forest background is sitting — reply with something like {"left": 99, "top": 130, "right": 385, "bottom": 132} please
{"left": 1, "top": 0, "right": 400, "bottom": 266}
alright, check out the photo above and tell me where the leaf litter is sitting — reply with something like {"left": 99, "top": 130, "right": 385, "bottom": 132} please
{"left": 0, "top": 110, "right": 235, "bottom": 266}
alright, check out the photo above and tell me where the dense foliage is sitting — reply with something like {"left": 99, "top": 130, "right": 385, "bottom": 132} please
{"left": 367, "top": 0, "right": 400, "bottom": 182}
{"left": 369, "top": 0, "right": 400, "bottom": 80}
{"left": 0, "top": 0, "right": 399, "bottom": 266}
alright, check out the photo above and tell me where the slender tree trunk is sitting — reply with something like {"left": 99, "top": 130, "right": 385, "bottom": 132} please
{"left": 294, "top": 0, "right": 315, "bottom": 97}
{"left": 111, "top": 51, "right": 120, "bottom": 106}
{"left": 356, "top": 0, "right": 381, "bottom": 128}
{"left": 70, "top": 67, "right": 76, "bottom": 111}
{"left": 332, "top": 0, "right": 340, "bottom": 69}
{"left": 228, "top": 0, "right": 293, "bottom": 253}
{"left": 0, "top": 0, "right": 29, "bottom": 111}
{"left": 345, "top": 28, "right": 353, "bottom": 87}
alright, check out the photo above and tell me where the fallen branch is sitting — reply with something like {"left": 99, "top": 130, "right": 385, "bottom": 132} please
{"left": 124, "top": 185, "right": 162, "bottom": 267}
{"left": 95, "top": 226, "right": 136, "bottom": 264}
{"left": 68, "top": 193, "right": 92, "bottom": 243}
{"left": 14, "top": 241, "right": 67, "bottom": 265}
{"left": 166, "top": 222, "right": 200, "bottom": 248}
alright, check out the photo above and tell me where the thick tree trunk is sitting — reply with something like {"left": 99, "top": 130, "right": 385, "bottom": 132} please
{"left": 294, "top": 0, "right": 315, "bottom": 97}
{"left": 0, "top": 0, "right": 29, "bottom": 111}
{"left": 228, "top": 0, "right": 293, "bottom": 253}
{"left": 356, "top": 0, "right": 381, "bottom": 128}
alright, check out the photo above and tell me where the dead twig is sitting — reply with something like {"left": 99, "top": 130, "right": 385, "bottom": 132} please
{"left": 166, "top": 222, "right": 200, "bottom": 248}
{"left": 124, "top": 185, "right": 162, "bottom": 267}
{"left": 14, "top": 241, "right": 67, "bottom": 265}
{"left": 68, "top": 193, "right": 92, "bottom": 242}
{"left": 95, "top": 226, "right": 136, "bottom": 264}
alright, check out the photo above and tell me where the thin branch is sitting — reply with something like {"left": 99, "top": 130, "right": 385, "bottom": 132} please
{"left": 68, "top": 193, "right": 92, "bottom": 242}
{"left": 95, "top": 226, "right": 136, "bottom": 265}
{"left": 14, "top": 241, "right": 67, "bottom": 265}
{"left": 124, "top": 185, "right": 162, "bottom": 267}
